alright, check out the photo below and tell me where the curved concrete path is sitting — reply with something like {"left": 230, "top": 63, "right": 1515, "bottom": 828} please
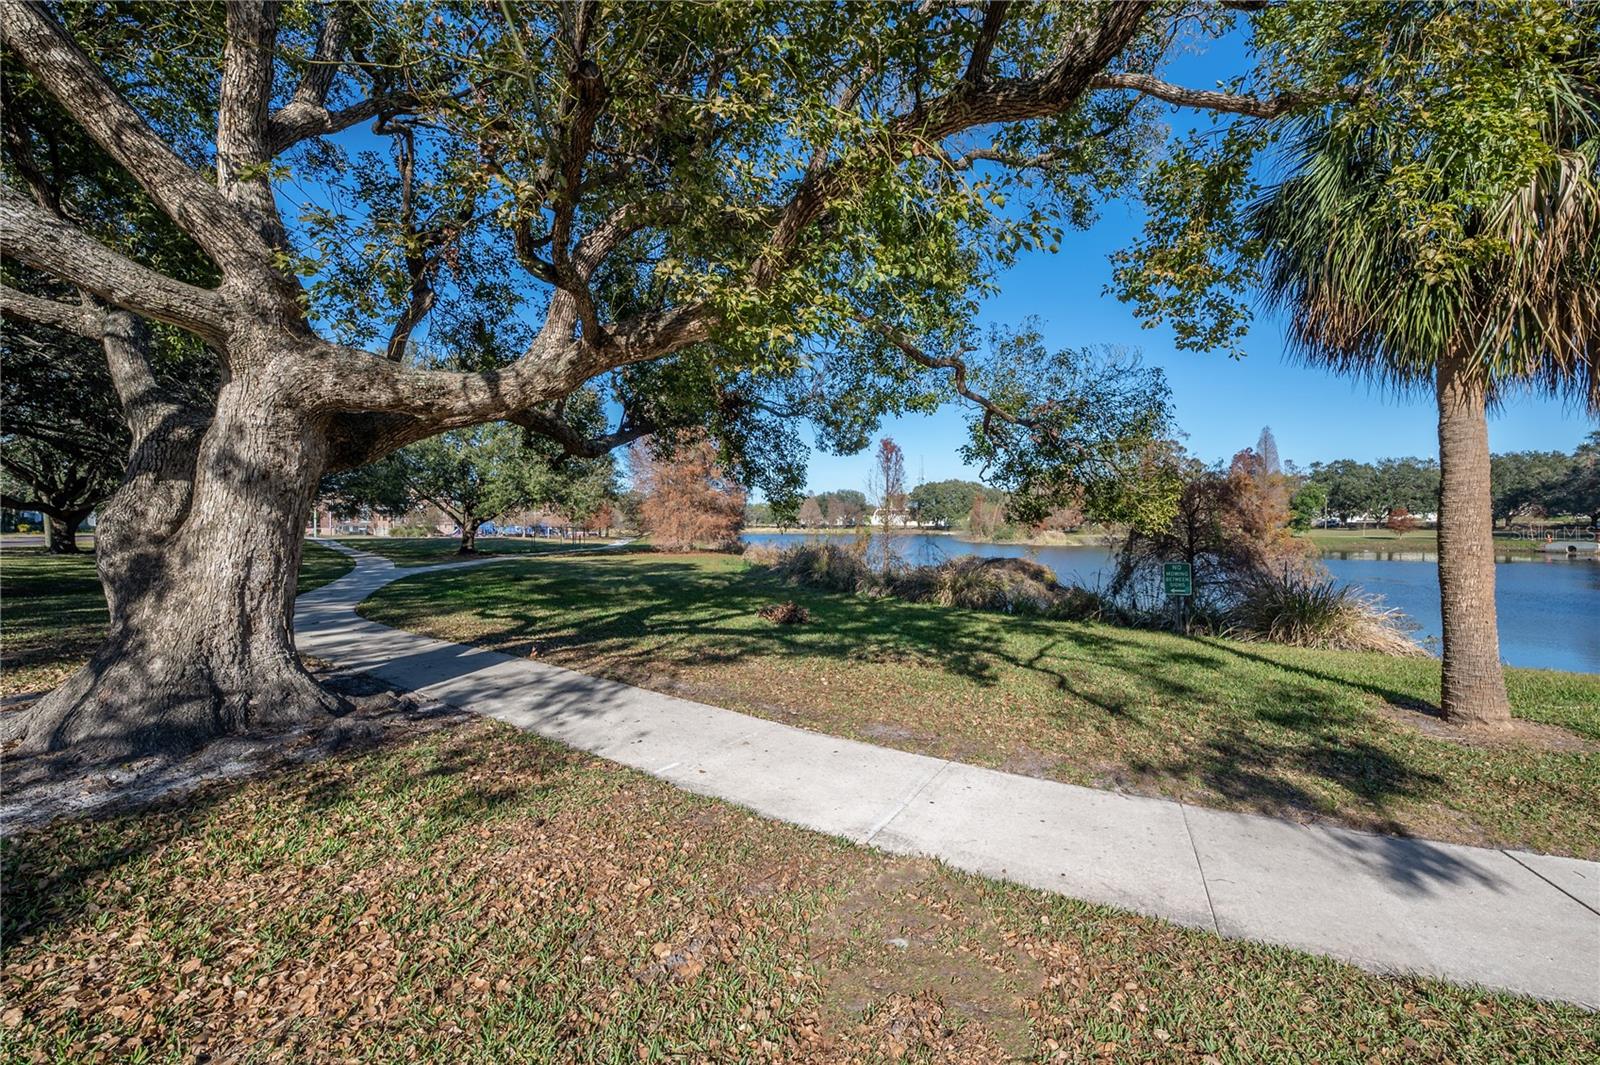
{"left": 296, "top": 542, "right": 1600, "bottom": 1008}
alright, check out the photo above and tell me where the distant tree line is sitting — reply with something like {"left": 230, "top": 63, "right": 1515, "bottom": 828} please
{"left": 1301, "top": 431, "right": 1599, "bottom": 528}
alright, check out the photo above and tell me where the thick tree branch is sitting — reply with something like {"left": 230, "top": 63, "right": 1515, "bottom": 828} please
{"left": 507, "top": 407, "right": 654, "bottom": 459}
{"left": 286, "top": 2, "right": 348, "bottom": 111}
{"left": 267, "top": 95, "right": 419, "bottom": 155}
{"left": 305, "top": 301, "right": 710, "bottom": 426}
{"left": 0, "top": 284, "right": 104, "bottom": 338}
{"left": 218, "top": 1, "right": 288, "bottom": 247}
{"left": 0, "top": 0, "right": 269, "bottom": 274}
{"left": 1, "top": 193, "right": 227, "bottom": 342}
{"left": 962, "top": 2, "right": 1011, "bottom": 85}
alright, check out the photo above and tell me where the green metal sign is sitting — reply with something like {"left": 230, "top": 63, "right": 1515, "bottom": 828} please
{"left": 1163, "top": 562, "right": 1193, "bottom": 597}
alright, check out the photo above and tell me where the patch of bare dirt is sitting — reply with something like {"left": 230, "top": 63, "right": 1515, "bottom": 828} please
{"left": 810, "top": 859, "right": 1046, "bottom": 1062}
{"left": 0, "top": 666, "right": 473, "bottom": 835}
{"left": 996, "top": 745, "right": 1065, "bottom": 779}
{"left": 1374, "top": 700, "right": 1599, "bottom": 753}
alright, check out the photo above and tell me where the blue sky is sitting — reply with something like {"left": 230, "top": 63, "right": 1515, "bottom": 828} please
{"left": 799, "top": 202, "right": 1598, "bottom": 495}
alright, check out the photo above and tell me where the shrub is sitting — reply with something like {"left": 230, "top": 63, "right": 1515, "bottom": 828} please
{"left": 930, "top": 557, "right": 1054, "bottom": 613}
{"left": 740, "top": 543, "right": 784, "bottom": 566}
{"left": 757, "top": 601, "right": 810, "bottom": 625}
{"left": 765, "top": 543, "right": 872, "bottom": 594}
{"left": 1227, "top": 570, "right": 1424, "bottom": 656}
{"left": 753, "top": 544, "right": 1118, "bottom": 623}
{"left": 390, "top": 522, "right": 436, "bottom": 537}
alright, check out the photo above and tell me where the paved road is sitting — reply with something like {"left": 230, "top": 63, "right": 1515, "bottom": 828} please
{"left": 296, "top": 542, "right": 1600, "bottom": 1008}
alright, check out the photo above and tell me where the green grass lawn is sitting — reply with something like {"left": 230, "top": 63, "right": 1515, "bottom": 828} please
{"left": 0, "top": 543, "right": 353, "bottom": 699}
{"left": 331, "top": 535, "right": 618, "bottom": 566}
{"left": 4, "top": 719, "right": 1595, "bottom": 1063}
{"left": 361, "top": 551, "right": 1600, "bottom": 858}
{"left": 4, "top": 540, "right": 1597, "bottom": 1059}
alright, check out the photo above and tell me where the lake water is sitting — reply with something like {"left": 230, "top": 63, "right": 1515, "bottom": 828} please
{"left": 742, "top": 531, "right": 1600, "bottom": 674}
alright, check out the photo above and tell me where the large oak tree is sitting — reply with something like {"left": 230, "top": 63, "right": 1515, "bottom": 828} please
{"left": 0, "top": 0, "right": 1353, "bottom": 759}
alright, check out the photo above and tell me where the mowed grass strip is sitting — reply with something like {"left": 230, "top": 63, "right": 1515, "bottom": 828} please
{"left": 359, "top": 551, "right": 1600, "bottom": 858}
{"left": 332, "top": 535, "right": 621, "bottom": 566}
{"left": 4, "top": 720, "right": 1596, "bottom": 1063}
{"left": 0, "top": 543, "right": 353, "bottom": 699}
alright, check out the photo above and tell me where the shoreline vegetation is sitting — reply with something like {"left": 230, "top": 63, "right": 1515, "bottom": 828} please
{"left": 742, "top": 524, "right": 1576, "bottom": 558}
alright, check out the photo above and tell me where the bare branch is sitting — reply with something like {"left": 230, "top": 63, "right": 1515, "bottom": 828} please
{"left": 0, "top": 0, "right": 269, "bottom": 273}
{"left": 1, "top": 193, "right": 227, "bottom": 342}
{"left": 858, "top": 315, "right": 1041, "bottom": 437}
{"left": 1087, "top": 72, "right": 1313, "bottom": 119}
{"left": 266, "top": 94, "right": 419, "bottom": 155}
{"left": 0, "top": 284, "right": 104, "bottom": 338}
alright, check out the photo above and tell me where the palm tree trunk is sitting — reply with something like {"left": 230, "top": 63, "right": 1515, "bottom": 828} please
{"left": 1435, "top": 358, "right": 1512, "bottom": 728}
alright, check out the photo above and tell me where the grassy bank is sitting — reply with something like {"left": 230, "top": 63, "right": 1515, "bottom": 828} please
{"left": 0, "top": 543, "right": 353, "bottom": 699}
{"left": 5, "top": 719, "right": 1595, "bottom": 1062}
{"left": 361, "top": 551, "right": 1600, "bottom": 858}
{"left": 1300, "top": 528, "right": 1559, "bottom": 558}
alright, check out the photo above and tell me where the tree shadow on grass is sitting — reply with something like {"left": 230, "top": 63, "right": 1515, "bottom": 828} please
{"left": 364, "top": 556, "right": 1465, "bottom": 828}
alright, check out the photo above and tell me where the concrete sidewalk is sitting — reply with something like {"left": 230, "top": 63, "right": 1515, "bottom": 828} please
{"left": 296, "top": 542, "right": 1600, "bottom": 1008}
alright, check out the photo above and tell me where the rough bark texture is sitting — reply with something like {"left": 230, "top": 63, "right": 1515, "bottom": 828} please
{"left": 458, "top": 520, "right": 481, "bottom": 554}
{"left": 1435, "top": 358, "right": 1513, "bottom": 728}
{"left": 6, "top": 322, "right": 344, "bottom": 761}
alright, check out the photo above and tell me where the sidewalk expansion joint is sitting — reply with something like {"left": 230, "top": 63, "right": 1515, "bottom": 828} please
{"left": 1502, "top": 850, "right": 1600, "bottom": 918}
{"left": 859, "top": 760, "right": 952, "bottom": 846}
{"left": 1179, "top": 803, "right": 1221, "bottom": 936}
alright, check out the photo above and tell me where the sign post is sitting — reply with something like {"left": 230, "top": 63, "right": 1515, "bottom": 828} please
{"left": 1163, "top": 561, "right": 1193, "bottom": 630}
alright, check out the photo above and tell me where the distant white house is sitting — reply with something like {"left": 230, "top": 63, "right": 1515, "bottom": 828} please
{"left": 866, "top": 507, "right": 920, "bottom": 528}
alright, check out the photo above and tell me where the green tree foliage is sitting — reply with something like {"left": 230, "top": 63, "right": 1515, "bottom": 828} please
{"left": 1288, "top": 481, "right": 1329, "bottom": 531}
{"left": 955, "top": 326, "right": 1178, "bottom": 528}
{"left": 1307, "top": 458, "right": 1440, "bottom": 524}
{"left": 1119, "top": 0, "right": 1598, "bottom": 361}
{"left": 1490, "top": 450, "right": 1580, "bottom": 524}
{"left": 1553, "top": 431, "right": 1600, "bottom": 525}
{"left": 908, "top": 480, "right": 1001, "bottom": 528}
{"left": 323, "top": 417, "right": 617, "bottom": 553}
{"left": 815, "top": 490, "right": 868, "bottom": 527}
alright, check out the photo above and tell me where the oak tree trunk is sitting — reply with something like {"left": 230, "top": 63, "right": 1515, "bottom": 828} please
{"left": 1435, "top": 359, "right": 1512, "bottom": 729}
{"left": 44, "top": 510, "right": 90, "bottom": 554}
{"left": 459, "top": 519, "right": 481, "bottom": 554}
{"left": 6, "top": 362, "right": 344, "bottom": 761}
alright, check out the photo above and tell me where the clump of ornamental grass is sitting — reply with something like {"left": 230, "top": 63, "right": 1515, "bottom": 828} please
{"left": 767, "top": 543, "right": 872, "bottom": 594}
{"left": 1228, "top": 570, "right": 1425, "bottom": 656}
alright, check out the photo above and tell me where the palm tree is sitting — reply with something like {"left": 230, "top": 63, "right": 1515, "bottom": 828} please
{"left": 1249, "top": 79, "right": 1597, "bottom": 727}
